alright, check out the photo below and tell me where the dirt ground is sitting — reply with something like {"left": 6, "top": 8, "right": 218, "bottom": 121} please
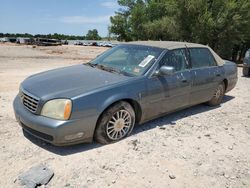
{"left": 0, "top": 44, "right": 249, "bottom": 188}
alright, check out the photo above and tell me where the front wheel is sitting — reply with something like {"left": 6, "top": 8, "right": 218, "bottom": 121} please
{"left": 207, "top": 82, "right": 225, "bottom": 106}
{"left": 94, "top": 101, "right": 135, "bottom": 144}
{"left": 243, "top": 67, "right": 250, "bottom": 77}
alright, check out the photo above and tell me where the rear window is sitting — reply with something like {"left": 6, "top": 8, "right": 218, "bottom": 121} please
{"left": 189, "top": 48, "right": 217, "bottom": 68}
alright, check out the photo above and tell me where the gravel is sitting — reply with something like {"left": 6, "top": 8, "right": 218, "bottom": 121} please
{"left": 0, "top": 44, "right": 249, "bottom": 187}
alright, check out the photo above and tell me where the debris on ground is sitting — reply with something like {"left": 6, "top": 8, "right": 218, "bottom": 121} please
{"left": 16, "top": 165, "right": 54, "bottom": 188}
{"left": 129, "top": 139, "right": 140, "bottom": 151}
{"left": 169, "top": 174, "right": 176, "bottom": 179}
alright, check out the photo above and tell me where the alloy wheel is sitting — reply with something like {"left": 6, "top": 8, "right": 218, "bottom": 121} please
{"left": 106, "top": 109, "right": 132, "bottom": 140}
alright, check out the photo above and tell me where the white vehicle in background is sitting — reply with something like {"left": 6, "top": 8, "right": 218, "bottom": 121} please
{"left": 0, "top": 37, "right": 16, "bottom": 43}
{"left": 16, "top": 38, "right": 32, "bottom": 44}
{"left": 100, "top": 41, "right": 115, "bottom": 47}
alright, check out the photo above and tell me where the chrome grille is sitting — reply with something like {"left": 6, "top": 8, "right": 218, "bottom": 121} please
{"left": 20, "top": 91, "right": 39, "bottom": 113}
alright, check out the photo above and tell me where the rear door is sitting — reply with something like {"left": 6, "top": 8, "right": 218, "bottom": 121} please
{"left": 188, "top": 48, "right": 220, "bottom": 105}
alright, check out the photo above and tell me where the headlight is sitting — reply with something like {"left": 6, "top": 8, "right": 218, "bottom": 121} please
{"left": 41, "top": 99, "right": 72, "bottom": 120}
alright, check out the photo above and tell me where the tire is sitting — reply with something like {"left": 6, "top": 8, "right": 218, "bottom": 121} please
{"left": 94, "top": 101, "right": 135, "bottom": 144}
{"left": 207, "top": 82, "right": 225, "bottom": 106}
{"left": 243, "top": 67, "right": 250, "bottom": 77}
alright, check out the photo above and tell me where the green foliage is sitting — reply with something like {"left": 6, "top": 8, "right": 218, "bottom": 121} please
{"left": 85, "top": 29, "right": 102, "bottom": 40}
{"left": 0, "top": 33, "right": 86, "bottom": 40}
{"left": 110, "top": 13, "right": 132, "bottom": 41}
{"left": 110, "top": 0, "right": 250, "bottom": 59}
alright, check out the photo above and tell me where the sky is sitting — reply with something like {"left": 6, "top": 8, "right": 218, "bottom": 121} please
{"left": 0, "top": 0, "right": 120, "bottom": 37}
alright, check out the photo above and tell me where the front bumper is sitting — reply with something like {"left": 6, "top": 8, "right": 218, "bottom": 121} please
{"left": 13, "top": 96, "right": 94, "bottom": 146}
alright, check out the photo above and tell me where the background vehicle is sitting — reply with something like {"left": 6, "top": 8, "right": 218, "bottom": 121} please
{"left": 13, "top": 41, "right": 238, "bottom": 146}
{"left": 74, "top": 41, "right": 83, "bottom": 45}
{"left": 243, "top": 49, "right": 250, "bottom": 76}
{"left": 35, "top": 38, "right": 62, "bottom": 46}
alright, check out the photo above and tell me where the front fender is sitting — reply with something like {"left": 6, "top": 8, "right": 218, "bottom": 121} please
{"left": 72, "top": 77, "right": 146, "bottom": 126}
{"left": 97, "top": 92, "right": 137, "bottom": 114}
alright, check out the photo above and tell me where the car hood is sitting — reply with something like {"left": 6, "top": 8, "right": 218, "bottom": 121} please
{"left": 21, "top": 64, "right": 132, "bottom": 99}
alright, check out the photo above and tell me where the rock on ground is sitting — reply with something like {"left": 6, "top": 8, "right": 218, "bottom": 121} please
{"left": 17, "top": 165, "right": 54, "bottom": 188}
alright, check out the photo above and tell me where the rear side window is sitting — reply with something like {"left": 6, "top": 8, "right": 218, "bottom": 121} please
{"left": 189, "top": 48, "right": 217, "bottom": 68}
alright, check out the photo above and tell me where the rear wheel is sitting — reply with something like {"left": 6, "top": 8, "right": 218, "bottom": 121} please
{"left": 243, "top": 67, "right": 250, "bottom": 77}
{"left": 94, "top": 101, "right": 135, "bottom": 144}
{"left": 207, "top": 82, "right": 225, "bottom": 106}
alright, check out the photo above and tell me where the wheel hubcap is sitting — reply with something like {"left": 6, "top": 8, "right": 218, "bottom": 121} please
{"left": 106, "top": 110, "right": 132, "bottom": 140}
{"left": 214, "top": 85, "right": 223, "bottom": 99}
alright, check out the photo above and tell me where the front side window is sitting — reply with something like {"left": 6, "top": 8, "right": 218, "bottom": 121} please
{"left": 189, "top": 48, "right": 217, "bottom": 68}
{"left": 159, "top": 49, "right": 188, "bottom": 72}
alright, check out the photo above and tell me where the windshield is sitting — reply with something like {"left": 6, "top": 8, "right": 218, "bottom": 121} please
{"left": 88, "top": 44, "right": 164, "bottom": 76}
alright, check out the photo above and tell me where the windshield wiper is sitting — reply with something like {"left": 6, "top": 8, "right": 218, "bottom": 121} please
{"left": 86, "top": 63, "right": 134, "bottom": 76}
{"left": 96, "top": 64, "right": 123, "bottom": 75}
{"left": 85, "top": 63, "right": 97, "bottom": 68}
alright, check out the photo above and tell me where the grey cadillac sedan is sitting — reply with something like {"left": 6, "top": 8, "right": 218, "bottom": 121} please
{"left": 13, "top": 41, "right": 238, "bottom": 145}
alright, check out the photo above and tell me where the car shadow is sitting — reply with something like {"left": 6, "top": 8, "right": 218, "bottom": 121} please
{"left": 132, "top": 95, "right": 235, "bottom": 134}
{"left": 23, "top": 130, "right": 102, "bottom": 155}
{"left": 23, "top": 95, "right": 235, "bottom": 156}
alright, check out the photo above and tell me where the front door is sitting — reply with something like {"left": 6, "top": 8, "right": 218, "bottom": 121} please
{"left": 144, "top": 49, "right": 191, "bottom": 121}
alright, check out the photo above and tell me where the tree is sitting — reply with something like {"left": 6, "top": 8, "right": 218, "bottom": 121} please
{"left": 85, "top": 29, "right": 102, "bottom": 40}
{"left": 0, "top": 33, "right": 86, "bottom": 40}
{"left": 110, "top": 0, "right": 147, "bottom": 41}
{"left": 110, "top": 13, "right": 132, "bottom": 41}
{"left": 110, "top": 0, "right": 250, "bottom": 59}
{"left": 171, "top": 0, "right": 250, "bottom": 59}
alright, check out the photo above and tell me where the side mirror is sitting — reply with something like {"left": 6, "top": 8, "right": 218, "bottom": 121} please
{"left": 155, "top": 66, "right": 175, "bottom": 76}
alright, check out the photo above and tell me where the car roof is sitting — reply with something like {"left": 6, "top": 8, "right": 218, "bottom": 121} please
{"left": 128, "top": 41, "right": 207, "bottom": 50}
{"left": 127, "top": 41, "right": 225, "bottom": 66}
